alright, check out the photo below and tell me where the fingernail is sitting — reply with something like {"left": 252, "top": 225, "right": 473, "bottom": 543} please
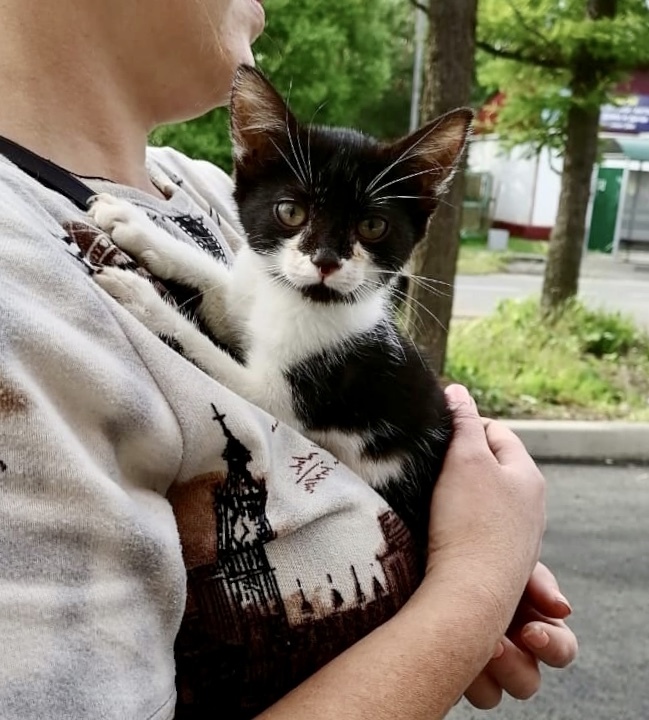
{"left": 444, "top": 384, "right": 471, "bottom": 404}
{"left": 556, "top": 594, "right": 572, "bottom": 616}
{"left": 492, "top": 642, "right": 505, "bottom": 660}
{"left": 524, "top": 627, "right": 550, "bottom": 650}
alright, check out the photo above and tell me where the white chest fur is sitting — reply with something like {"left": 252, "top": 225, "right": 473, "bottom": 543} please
{"left": 223, "top": 249, "right": 403, "bottom": 487}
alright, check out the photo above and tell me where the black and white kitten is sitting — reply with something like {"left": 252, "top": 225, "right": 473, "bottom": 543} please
{"left": 90, "top": 66, "right": 472, "bottom": 555}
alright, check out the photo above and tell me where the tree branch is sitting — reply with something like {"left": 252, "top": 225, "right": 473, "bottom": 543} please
{"left": 587, "top": 0, "right": 617, "bottom": 20}
{"left": 407, "top": 0, "right": 429, "bottom": 15}
{"left": 476, "top": 40, "right": 568, "bottom": 70}
{"left": 504, "top": 0, "right": 555, "bottom": 51}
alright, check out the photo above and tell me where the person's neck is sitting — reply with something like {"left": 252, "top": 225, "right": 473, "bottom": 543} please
{"left": 0, "top": 6, "right": 163, "bottom": 197}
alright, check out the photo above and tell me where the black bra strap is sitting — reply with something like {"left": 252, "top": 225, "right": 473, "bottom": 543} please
{"left": 0, "top": 135, "right": 95, "bottom": 210}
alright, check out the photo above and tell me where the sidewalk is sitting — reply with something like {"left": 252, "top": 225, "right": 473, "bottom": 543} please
{"left": 506, "top": 249, "right": 649, "bottom": 278}
{"left": 506, "top": 419, "right": 649, "bottom": 464}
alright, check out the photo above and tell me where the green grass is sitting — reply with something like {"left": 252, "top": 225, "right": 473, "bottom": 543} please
{"left": 457, "top": 234, "right": 548, "bottom": 275}
{"left": 446, "top": 298, "right": 649, "bottom": 420}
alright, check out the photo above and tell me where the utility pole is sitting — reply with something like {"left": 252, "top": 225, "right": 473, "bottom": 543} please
{"left": 409, "top": 0, "right": 429, "bottom": 132}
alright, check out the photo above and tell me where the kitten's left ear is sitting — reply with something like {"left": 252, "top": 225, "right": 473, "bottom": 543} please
{"left": 230, "top": 65, "right": 298, "bottom": 163}
{"left": 390, "top": 108, "right": 474, "bottom": 197}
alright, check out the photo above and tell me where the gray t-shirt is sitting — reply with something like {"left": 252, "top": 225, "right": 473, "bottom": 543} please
{"left": 0, "top": 146, "right": 419, "bottom": 719}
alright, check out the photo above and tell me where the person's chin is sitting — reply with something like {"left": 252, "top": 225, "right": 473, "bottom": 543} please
{"left": 248, "top": 0, "right": 266, "bottom": 39}
{"left": 235, "top": 43, "right": 256, "bottom": 68}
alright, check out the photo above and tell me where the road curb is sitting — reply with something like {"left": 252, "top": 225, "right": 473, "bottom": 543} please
{"left": 503, "top": 419, "right": 649, "bottom": 464}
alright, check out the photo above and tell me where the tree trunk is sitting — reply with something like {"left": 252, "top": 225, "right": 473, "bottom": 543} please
{"left": 541, "top": 93, "right": 600, "bottom": 310}
{"left": 405, "top": 0, "right": 477, "bottom": 375}
{"left": 541, "top": 0, "right": 617, "bottom": 311}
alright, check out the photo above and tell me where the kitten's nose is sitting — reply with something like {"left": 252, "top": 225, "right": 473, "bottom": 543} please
{"left": 311, "top": 250, "right": 341, "bottom": 277}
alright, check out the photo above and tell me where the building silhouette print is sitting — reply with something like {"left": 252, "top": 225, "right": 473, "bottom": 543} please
{"left": 174, "top": 404, "right": 420, "bottom": 719}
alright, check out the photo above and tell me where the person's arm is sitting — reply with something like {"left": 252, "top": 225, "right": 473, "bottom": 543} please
{"left": 464, "top": 561, "right": 577, "bottom": 709}
{"left": 259, "top": 573, "right": 517, "bottom": 720}
{"left": 257, "top": 384, "right": 547, "bottom": 720}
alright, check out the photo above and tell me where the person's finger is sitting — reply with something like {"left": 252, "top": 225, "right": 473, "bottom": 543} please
{"left": 445, "top": 383, "right": 478, "bottom": 412}
{"left": 444, "top": 384, "right": 490, "bottom": 449}
{"left": 484, "top": 637, "right": 541, "bottom": 700}
{"left": 520, "top": 620, "right": 578, "bottom": 669}
{"left": 464, "top": 670, "right": 504, "bottom": 710}
{"left": 522, "top": 562, "right": 573, "bottom": 618}
{"left": 483, "top": 417, "right": 531, "bottom": 466}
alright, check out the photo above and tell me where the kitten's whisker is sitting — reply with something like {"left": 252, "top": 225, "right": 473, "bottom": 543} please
{"left": 395, "top": 311, "right": 429, "bottom": 371}
{"left": 401, "top": 277, "right": 447, "bottom": 299}
{"left": 372, "top": 195, "right": 426, "bottom": 203}
{"left": 306, "top": 101, "right": 327, "bottom": 186}
{"left": 294, "top": 124, "right": 311, "bottom": 189}
{"left": 372, "top": 193, "right": 462, "bottom": 214}
{"left": 284, "top": 80, "right": 309, "bottom": 188}
{"left": 380, "top": 269, "right": 455, "bottom": 290}
{"left": 387, "top": 286, "right": 448, "bottom": 334}
{"left": 285, "top": 122, "right": 309, "bottom": 187}
{"left": 363, "top": 275, "right": 446, "bottom": 303}
{"left": 371, "top": 280, "right": 429, "bottom": 346}
{"left": 402, "top": 275, "right": 451, "bottom": 298}
{"left": 269, "top": 137, "right": 307, "bottom": 189}
{"left": 306, "top": 128, "right": 313, "bottom": 186}
{"left": 365, "top": 122, "right": 449, "bottom": 194}
{"left": 391, "top": 294, "right": 443, "bottom": 342}
{"left": 369, "top": 165, "right": 448, "bottom": 199}
{"left": 436, "top": 196, "right": 463, "bottom": 211}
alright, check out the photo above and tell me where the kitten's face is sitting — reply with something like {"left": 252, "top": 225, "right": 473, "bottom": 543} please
{"left": 230, "top": 66, "right": 472, "bottom": 304}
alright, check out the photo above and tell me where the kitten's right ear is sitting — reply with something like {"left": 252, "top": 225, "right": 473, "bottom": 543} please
{"left": 389, "top": 108, "right": 474, "bottom": 200}
{"left": 230, "top": 65, "right": 296, "bottom": 162}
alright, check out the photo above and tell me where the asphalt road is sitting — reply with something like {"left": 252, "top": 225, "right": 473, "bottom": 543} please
{"left": 448, "top": 463, "right": 649, "bottom": 720}
{"left": 453, "top": 274, "right": 649, "bottom": 329}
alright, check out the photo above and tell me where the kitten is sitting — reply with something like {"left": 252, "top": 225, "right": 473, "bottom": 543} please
{"left": 89, "top": 65, "right": 472, "bottom": 556}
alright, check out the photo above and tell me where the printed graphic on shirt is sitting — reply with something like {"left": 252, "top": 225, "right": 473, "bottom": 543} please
{"left": 65, "top": 207, "right": 226, "bottom": 313}
{"left": 63, "top": 216, "right": 238, "bottom": 364}
{"left": 0, "top": 379, "right": 28, "bottom": 416}
{"left": 165, "top": 214, "right": 228, "bottom": 264}
{"left": 170, "top": 406, "right": 419, "bottom": 720}
{"left": 62, "top": 221, "right": 172, "bottom": 298}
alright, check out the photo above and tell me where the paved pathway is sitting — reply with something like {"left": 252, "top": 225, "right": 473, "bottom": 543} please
{"left": 449, "top": 463, "right": 649, "bottom": 720}
{"left": 453, "top": 272, "right": 649, "bottom": 329}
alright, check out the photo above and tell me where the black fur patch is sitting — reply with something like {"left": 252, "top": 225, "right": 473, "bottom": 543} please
{"left": 285, "top": 323, "right": 453, "bottom": 554}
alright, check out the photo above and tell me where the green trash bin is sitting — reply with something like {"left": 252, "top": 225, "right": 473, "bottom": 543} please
{"left": 588, "top": 167, "right": 623, "bottom": 254}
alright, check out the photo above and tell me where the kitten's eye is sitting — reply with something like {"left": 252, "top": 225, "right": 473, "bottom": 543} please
{"left": 357, "top": 216, "right": 388, "bottom": 241}
{"left": 275, "top": 201, "right": 307, "bottom": 228}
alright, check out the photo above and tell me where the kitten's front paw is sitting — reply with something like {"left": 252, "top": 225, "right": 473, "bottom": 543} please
{"left": 88, "top": 193, "right": 157, "bottom": 259}
{"left": 95, "top": 267, "right": 186, "bottom": 341}
{"left": 94, "top": 266, "right": 161, "bottom": 318}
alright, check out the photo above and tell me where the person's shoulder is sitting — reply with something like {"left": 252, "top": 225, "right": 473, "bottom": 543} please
{"left": 147, "top": 146, "right": 234, "bottom": 210}
{"left": 147, "top": 145, "right": 246, "bottom": 251}
{"left": 0, "top": 156, "right": 99, "bottom": 306}
{"left": 148, "top": 144, "right": 232, "bottom": 185}
{"left": 0, "top": 155, "right": 83, "bottom": 237}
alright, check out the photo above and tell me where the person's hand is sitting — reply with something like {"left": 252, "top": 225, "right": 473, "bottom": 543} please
{"left": 424, "top": 384, "right": 546, "bottom": 631}
{"left": 464, "top": 562, "right": 578, "bottom": 708}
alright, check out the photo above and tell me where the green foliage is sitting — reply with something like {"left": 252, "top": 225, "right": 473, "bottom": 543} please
{"left": 151, "top": 109, "right": 232, "bottom": 172}
{"left": 477, "top": 0, "right": 649, "bottom": 152}
{"left": 447, "top": 298, "right": 649, "bottom": 419}
{"left": 151, "top": 0, "right": 414, "bottom": 173}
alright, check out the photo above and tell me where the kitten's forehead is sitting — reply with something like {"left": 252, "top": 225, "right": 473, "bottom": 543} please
{"left": 302, "top": 126, "right": 390, "bottom": 194}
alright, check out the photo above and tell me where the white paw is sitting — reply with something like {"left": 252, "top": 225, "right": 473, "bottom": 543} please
{"left": 95, "top": 267, "right": 185, "bottom": 339}
{"left": 88, "top": 193, "right": 156, "bottom": 260}
{"left": 94, "top": 267, "right": 161, "bottom": 316}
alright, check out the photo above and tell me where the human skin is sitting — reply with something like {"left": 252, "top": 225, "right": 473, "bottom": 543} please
{"left": 0, "top": 0, "right": 577, "bottom": 714}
